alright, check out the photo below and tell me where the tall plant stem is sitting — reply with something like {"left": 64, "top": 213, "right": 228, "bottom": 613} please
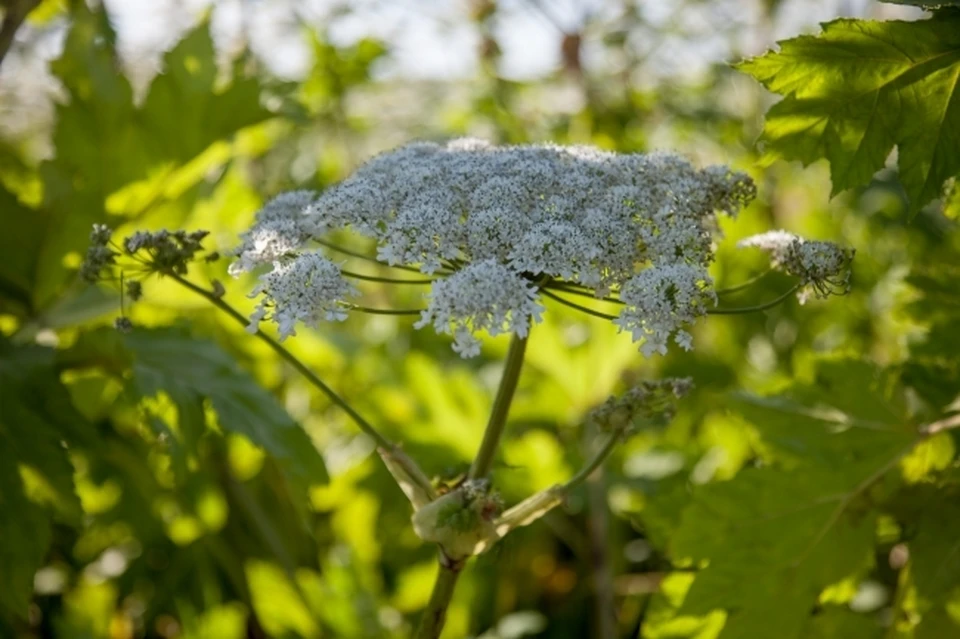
{"left": 469, "top": 332, "right": 529, "bottom": 479}
{"left": 415, "top": 558, "right": 465, "bottom": 639}
{"left": 417, "top": 331, "right": 530, "bottom": 638}
{"left": 165, "top": 272, "right": 434, "bottom": 499}
{"left": 586, "top": 438, "right": 616, "bottom": 639}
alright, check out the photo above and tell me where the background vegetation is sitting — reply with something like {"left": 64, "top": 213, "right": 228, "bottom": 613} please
{"left": 1, "top": 1, "right": 958, "bottom": 637}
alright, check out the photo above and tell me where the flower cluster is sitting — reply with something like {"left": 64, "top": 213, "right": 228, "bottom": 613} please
{"left": 414, "top": 260, "right": 544, "bottom": 357}
{"left": 228, "top": 191, "right": 318, "bottom": 276}
{"left": 80, "top": 224, "right": 119, "bottom": 283}
{"left": 230, "top": 139, "right": 758, "bottom": 356}
{"left": 79, "top": 225, "right": 217, "bottom": 331}
{"left": 124, "top": 229, "right": 212, "bottom": 274}
{"left": 614, "top": 264, "right": 715, "bottom": 356}
{"left": 588, "top": 378, "right": 693, "bottom": 434}
{"left": 246, "top": 253, "right": 357, "bottom": 340}
{"left": 738, "top": 231, "right": 853, "bottom": 303}
{"left": 81, "top": 226, "right": 214, "bottom": 280}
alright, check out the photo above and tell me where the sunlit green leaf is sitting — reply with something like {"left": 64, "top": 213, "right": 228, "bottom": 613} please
{"left": 737, "top": 16, "right": 960, "bottom": 215}
{"left": 670, "top": 361, "right": 919, "bottom": 638}
{"left": 63, "top": 327, "right": 328, "bottom": 486}
{"left": 672, "top": 466, "right": 881, "bottom": 638}
{"left": 24, "top": 6, "right": 282, "bottom": 310}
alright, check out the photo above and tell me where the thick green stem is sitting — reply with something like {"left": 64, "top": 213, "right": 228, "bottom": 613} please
{"left": 585, "top": 434, "right": 616, "bottom": 639}
{"left": 415, "top": 558, "right": 464, "bottom": 639}
{"left": 166, "top": 272, "right": 435, "bottom": 500}
{"left": 416, "top": 330, "right": 530, "bottom": 637}
{"left": 469, "top": 332, "right": 529, "bottom": 479}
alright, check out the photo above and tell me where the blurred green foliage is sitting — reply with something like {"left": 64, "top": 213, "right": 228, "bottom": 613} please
{"left": 1, "top": 1, "right": 959, "bottom": 638}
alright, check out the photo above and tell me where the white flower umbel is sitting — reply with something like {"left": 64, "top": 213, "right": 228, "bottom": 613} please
{"left": 229, "top": 191, "right": 318, "bottom": 276}
{"left": 739, "top": 231, "right": 853, "bottom": 303}
{"left": 415, "top": 260, "right": 545, "bottom": 358}
{"left": 377, "top": 202, "right": 465, "bottom": 274}
{"left": 614, "top": 264, "right": 716, "bottom": 357}
{"left": 230, "top": 139, "right": 758, "bottom": 356}
{"left": 247, "top": 253, "right": 358, "bottom": 340}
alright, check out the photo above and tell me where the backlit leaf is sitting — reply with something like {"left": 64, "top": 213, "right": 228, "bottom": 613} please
{"left": 738, "top": 16, "right": 960, "bottom": 215}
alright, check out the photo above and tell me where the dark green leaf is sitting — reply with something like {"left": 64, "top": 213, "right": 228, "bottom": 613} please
{"left": 0, "top": 446, "right": 51, "bottom": 618}
{"left": 0, "top": 341, "right": 91, "bottom": 618}
{"left": 671, "top": 361, "right": 919, "bottom": 637}
{"left": 672, "top": 465, "right": 884, "bottom": 639}
{"left": 890, "top": 486, "right": 960, "bottom": 632}
{"left": 0, "top": 342, "right": 86, "bottom": 521}
{"left": 0, "top": 187, "right": 46, "bottom": 316}
{"left": 737, "top": 16, "right": 960, "bottom": 215}
{"left": 801, "top": 608, "right": 883, "bottom": 638}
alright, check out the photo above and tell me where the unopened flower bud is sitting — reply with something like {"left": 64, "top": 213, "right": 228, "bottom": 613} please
{"left": 114, "top": 317, "right": 133, "bottom": 333}
{"left": 588, "top": 377, "right": 693, "bottom": 434}
{"left": 125, "top": 280, "right": 143, "bottom": 302}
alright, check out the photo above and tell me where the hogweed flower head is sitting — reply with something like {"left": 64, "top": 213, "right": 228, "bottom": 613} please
{"left": 413, "top": 260, "right": 544, "bottom": 357}
{"left": 230, "top": 139, "right": 759, "bottom": 356}
{"left": 246, "top": 253, "right": 358, "bottom": 340}
{"left": 738, "top": 231, "right": 853, "bottom": 303}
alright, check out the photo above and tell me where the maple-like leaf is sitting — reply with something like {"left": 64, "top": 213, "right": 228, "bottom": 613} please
{"left": 737, "top": 15, "right": 960, "bottom": 216}
{"left": 666, "top": 361, "right": 919, "bottom": 638}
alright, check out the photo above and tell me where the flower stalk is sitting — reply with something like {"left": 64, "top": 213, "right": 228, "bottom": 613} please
{"left": 469, "top": 332, "right": 530, "bottom": 480}
{"left": 165, "top": 271, "right": 436, "bottom": 501}
{"left": 415, "top": 559, "right": 465, "bottom": 639}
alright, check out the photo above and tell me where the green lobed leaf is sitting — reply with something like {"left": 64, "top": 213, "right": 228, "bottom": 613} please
{"left": 139, "top": 22, "right": 275, "bottom": 165}
{"left": 668, "top": 360, "right": 919, "bottom": 638}
{"left": 63, "top": 327, "right": 328, "bottom": 486}
{"left": 23, "top": 6, "right": 281, "bottom": 311}
{"left": 737, "top": 15, "right": 960, "bottom": 215}
{"left": 672, "top": 466, "right": 884, "bottom": 639}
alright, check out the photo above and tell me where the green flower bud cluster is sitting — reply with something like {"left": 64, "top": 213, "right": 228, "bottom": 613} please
{"left": 588, "top": 377, "right": 693, "bottom": 433}
{"left": 80, "top": 224, "right": 119, "bottom": 283}
{"left": 80, "top": 224, "right": 216, "bottom": 332}
{"left": 123, "top": 229, "right": 211, "bottom": 275}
